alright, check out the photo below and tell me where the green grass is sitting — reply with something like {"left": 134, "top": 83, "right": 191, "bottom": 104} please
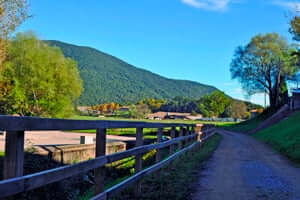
{"left": 69, "top": 115, "right": 235, "bottom": 139}
{"left": 111, "top": 134, "right": 222, "bottom": 200}
{"left": 222, "top": 109, "right": 276, "bottom": 133}
{"left": 79, "top": 134, "right": 222, "bottom": 200}
{"left": 0, "top": 152, "right": 4, "bottom": 157}
{"left": 70, "top": 115, "right": 234, "bottom": 125}
{"left": 254, "top": 111, "right": 300, "bottom": 164}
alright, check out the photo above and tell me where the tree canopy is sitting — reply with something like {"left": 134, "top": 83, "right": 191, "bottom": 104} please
{"left": 198, "top": 91, "right": 230, "bottom": 117}
{"left": 0, "top": 32, "right": 83, "bottom": 117}
{"left": 230, "top": 33, "right": 299, "bottom": 108}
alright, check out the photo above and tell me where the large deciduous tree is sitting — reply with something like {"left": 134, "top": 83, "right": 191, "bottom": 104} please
{"left": 230, "top": 33, "right": 299, "bottom": 108}
{"left": 0, "top": 32, "right": 83, "bottom": 117}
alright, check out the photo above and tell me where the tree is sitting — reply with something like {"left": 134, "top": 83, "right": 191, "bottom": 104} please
{"left": 198, "top": 91, "right": 230, "bottom": 117}
{"left": 290, "top": 16, "right": 300, "bottom": 41}
{"left": 0, "top": 32, "right": 83, "bottom": 117}
{"left": 0, "top": 0, "right": 29, "bottom": 65}
{"left": 224, "top": 100, "right": 247, "bottom": 119}
{"left": 128, "top": 104, "right": 151, "bottom": 119}
{"left": 231, "top": 33, "right": 299, "bottom": 108}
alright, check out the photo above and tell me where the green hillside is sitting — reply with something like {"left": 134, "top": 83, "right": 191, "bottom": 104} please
{"left": 46, "top": 40, "right": 217, "bottom": 105}
{"left": 254, "top": 111, "right": 300, "bottom": 164}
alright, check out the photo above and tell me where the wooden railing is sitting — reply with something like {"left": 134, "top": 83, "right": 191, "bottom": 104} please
{"left": 0, "top": 115, "right": 216, "bottom": 199}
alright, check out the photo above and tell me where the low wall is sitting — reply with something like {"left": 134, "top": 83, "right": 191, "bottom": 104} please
{"left": 38, "top": 141, "right": 126, "bottom": 164}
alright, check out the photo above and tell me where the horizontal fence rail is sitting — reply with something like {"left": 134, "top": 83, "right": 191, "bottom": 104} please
{"left": 0, "top": 115, "right": 188, "bottom": 131}
{"left": 0, "top": 115, "right": 216, "bottom": 199}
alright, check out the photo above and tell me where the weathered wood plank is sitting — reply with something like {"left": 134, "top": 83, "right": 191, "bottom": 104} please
{"left": 0, "top": 115, "right": 190, "bottom": 131}
{"left": 169, "top": 126, "right": 176, "bottom": 154}
{"left": 135, "top": 127, "right": 143, "bottom": 196}
{"left": 155, "top": 128, "right": 163, "bottom": 163}
{"left": 3, "top": 131, "right": 24, "bottom": 180}
{"left": 95, "top": 128, "right": 106, "bottom": 195}
{"left": 178, "top": 127, "right": 184, "bottom": 150}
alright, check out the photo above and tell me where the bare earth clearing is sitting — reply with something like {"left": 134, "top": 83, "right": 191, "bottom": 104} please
{"left": 192, "top": 130, "right": 300, "bottom": 200}
{"left": 0, "top": 131, "right": 135, "bottom": 152}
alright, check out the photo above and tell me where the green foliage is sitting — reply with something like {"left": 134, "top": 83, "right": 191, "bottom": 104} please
{"left": 224, "top": 100, "right": 248, "bottom": 119}
{"left": 138, "top": 98, "right": 167, "bottom": 112}
{"left": 254, "top": 111, "right": 300, "bottom": 164}
{"left": 46, "top": 40, "right": 217, "bottom": 105}
{"left": 198, "top": 91, "right": 230, "bottom": 117}
{"left": 0, "top": 32, "right": 83, "bottom": 117}
{"left": 231, "top": 33, "right": 299, "bottom": 108}
{"left": 290, "top": 16, "right": 300, "bottom": 42}
{"left": 160, "top": 96, "right": 199, "bottom": 113}
{"left": 128, "top": 104, "right": 151, "bottom": 119}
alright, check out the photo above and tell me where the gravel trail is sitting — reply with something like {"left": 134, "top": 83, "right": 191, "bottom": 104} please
{"left": 192, "top": 130, "right": 300, "bottom": 200}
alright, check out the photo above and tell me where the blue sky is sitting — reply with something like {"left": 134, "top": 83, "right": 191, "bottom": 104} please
{"left": 19, "top": 0, "right": 300, "bottom": 105}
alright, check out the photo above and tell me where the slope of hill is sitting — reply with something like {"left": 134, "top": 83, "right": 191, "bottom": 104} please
{"left": 46, "top": 40, "right": 217, "bottom": 105}
{"left": 254, "top": 110, "right": 300, "bottom": 164}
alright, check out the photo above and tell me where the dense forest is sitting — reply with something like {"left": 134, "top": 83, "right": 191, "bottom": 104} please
{"left": 47, "top": 40, "right": 218, "bottom": 105}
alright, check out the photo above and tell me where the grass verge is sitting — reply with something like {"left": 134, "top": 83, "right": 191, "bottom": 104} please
{"left": 254, "top": 110, "right": 300, "bottom": 164}
{"left": 80, "top": 134, "right": 222, "bottom": 200}
{"left": 222, "top": 108, "right": 276, "bottom": 133}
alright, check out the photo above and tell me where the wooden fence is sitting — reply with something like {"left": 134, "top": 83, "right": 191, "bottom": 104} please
{"left": 0, "top": 115, "right": 216, "bottom": 199}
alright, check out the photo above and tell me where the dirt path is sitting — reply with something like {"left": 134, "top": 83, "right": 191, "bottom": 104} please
{"left": 192, "top": 130, "right": 300, "bottom": 200}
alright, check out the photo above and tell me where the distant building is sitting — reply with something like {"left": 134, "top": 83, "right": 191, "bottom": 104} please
{"left": 250, "top": 109, "right": 260, "bottom": 119}
{"left": 147, "top": 112, "right": 202, "bottom": 120}
{"left": 119, "top": 106, "right": 130, "bottom": 112}
{"left": 290, "top": 89, "right": 300, "bottom": 110}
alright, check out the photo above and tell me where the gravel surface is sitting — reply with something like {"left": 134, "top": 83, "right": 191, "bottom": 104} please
{"left": 192, "top": 130, "right": 300, "bottom": 200}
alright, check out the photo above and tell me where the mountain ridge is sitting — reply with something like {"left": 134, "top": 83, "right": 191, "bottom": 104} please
{"left": 46, "top": 40, "right": 218, "bottom": 105}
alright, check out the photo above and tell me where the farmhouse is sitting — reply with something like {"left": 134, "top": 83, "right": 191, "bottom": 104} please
{"left": 290, "top": 89, "right": 300, "bottom": 110}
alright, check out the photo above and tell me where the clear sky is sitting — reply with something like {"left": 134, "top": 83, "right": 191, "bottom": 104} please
{"left": 19, "top": 0, "right": 300, "bottom": 105}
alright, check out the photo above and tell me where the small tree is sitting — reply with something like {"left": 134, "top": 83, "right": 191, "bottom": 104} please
{"left": 225, "top": 101, "right": 248, "bottom": 119}
{"left": 128, "top": 104, "right": 151, "bottom": 119}
{"left": 198, "top": 91, "right": 230, "bottom": 117}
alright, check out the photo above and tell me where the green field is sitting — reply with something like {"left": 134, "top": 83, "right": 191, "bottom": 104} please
{"left": 68, "top": 115, "right": 234, "bottom": 140}
{"left": 70, "top": 115, "right": 232, "bottom": 125}
{"left": 254, "top": 111, "right": 300, "bottom": 164}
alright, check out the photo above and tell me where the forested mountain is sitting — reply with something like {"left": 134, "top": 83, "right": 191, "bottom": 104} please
{"left": 47, "top": 40, "right": 218, "bottom": 105}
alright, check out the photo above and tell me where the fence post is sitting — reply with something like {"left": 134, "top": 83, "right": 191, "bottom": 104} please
{"left": 135, "top": 127, "right": 143, "bottom": 196}
{"left": 178, "top": 126, "right": 184, "bottom": 150}
{"left": 3, "top": 131, "right": 25, "bottom": 180}
{"left": 155, "top": 128, "right": 163, "bottom": 177}
{"left": 94, "top": 128, "right": 106, "bottom": 195}
{"left": 186, "top": 125, "right": 191, "bottom": 144}
{"left": 191, "top": 125, "right": 196, "bottom": 141}
{"left": 169, "top": 126, "right": 176, "bottom": 155}
{"left": 156, "top": 128, "right": 163, "bottom": 163}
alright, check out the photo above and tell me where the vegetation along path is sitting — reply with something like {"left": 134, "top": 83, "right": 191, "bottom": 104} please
{"left": 192, "top": 130, "right": 300, "bottom": 200}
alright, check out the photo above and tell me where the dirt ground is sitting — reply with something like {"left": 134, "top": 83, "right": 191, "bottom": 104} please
{"left": 0, "top": 131, "right": 135, "bottom": 152}
{"left": 192, "top": 130, "right": 300, "bottom": 200}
